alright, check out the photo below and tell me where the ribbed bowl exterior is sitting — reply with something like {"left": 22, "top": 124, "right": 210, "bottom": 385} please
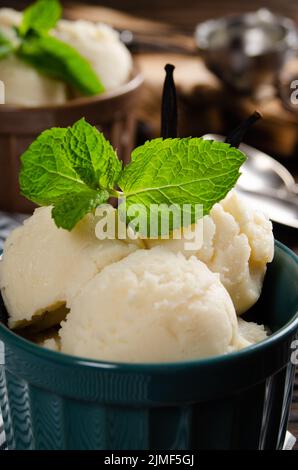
{"left": 0, "top": 241, "right": 297, "bottom": 450}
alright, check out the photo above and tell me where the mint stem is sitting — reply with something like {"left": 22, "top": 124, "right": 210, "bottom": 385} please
{"left": 225, "top": 111, "right": 262, "bottom": 148}
{"left": 161, "top": 64, "right": 178, "bottom": 139}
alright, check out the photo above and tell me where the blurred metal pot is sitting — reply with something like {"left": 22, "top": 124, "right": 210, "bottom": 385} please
{"left": 195, "top": 9, "right": 297, "bottom": 93}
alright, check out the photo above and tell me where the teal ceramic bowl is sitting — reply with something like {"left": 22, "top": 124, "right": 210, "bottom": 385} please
{"left": 0, "top": 240, "right": 297, "bottom": 450}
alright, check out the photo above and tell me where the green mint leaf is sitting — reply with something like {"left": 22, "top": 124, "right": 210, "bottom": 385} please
{"left": 0, "top": 30, "right": 15, "bottom": 59}
{"left": 20, "top": 121, "right": 247, "bottom": 234}
{"left": 19, "top": 0, "right": 62, "bottom": 37}
{"left": 52, "top": 188, "right": 109, "bottom": 230}
{"left": 65, "top": 118, "right": 122, "bottom": 190}
{"left": 19, "top": 127, "right": 89, "bottom": 205}
{"left": 118, "top": 138, "right": 246, "bottom": 234}
{"left": 18, "top": 35, "right": 104, "bottom": 96}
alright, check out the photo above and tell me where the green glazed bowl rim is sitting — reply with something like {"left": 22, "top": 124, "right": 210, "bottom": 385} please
{"left": 0, "top": 239, "right": 297, "bottom": 372}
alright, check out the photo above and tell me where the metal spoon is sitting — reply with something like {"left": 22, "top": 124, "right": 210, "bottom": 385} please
{"left": 203, "top": 134, "right": 298, "bottom": 229}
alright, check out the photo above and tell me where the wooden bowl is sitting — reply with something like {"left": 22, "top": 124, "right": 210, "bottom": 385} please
{"left": 0, "top": 70, "right": 143, "bottom": 213}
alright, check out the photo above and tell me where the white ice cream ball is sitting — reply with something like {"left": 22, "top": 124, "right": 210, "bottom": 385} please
{"left": 144, "top": 217, "right": 215, "bottom": 261}
{"left": 144, "top": 191, "right": 273, "bottom": 314}
{"left": 60, "top": 248, "right": 240, "bottom": 363}
{"left": 0, "top": 206, "right": 137, "bottom": 328}
{"left": 220, "top": 191, "right": 274, "bottom": 264}
{"left": 0, "top": 54, "right": 68, "bottom": 106}
{"left": 53, "top": 20, "right": 133, "bottom": 91}
{"left": 237, "top": 318, "right": 268, "bottom": 348}
{"left": 205, "top": 192, "right": 274, "bottom": 314}
{"left": 0, "top": 10, "right": 133, "bottom": 103}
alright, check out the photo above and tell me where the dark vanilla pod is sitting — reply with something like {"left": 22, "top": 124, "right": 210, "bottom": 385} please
{"left": 225, "top": 111, "right": 262, "bottom": 148}
{"left": 160, "top": 65, "right": 260, "bottom": 147}
{"left": 161, "top": 64, "right": 178, "bottom": 138}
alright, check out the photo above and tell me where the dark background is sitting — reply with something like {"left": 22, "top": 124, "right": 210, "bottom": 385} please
{"left": 1, "top": 1, "right": 298, "bottom": 28}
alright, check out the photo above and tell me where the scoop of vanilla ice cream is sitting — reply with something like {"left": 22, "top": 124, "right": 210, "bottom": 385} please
{"left": 145, "top": 192, "right": 274, "bottom": 314}
{"left": 0, "top": 206, "right": 137, "bottom": 328}
{"left": 0, "top": 8, "right": 67, "bottom": 106}
{"left": 0, "top": 9, "right": 132, "bottom": 104}
{"left": 59, "top": 248, "right": 240, "bottom": 363}
{"left": 205, "top": 192, "right": 274, "bottom": 314}
{"left": 53, "top": 20, "right": 133, "bottom": 91}
{"left": 237, "top": 318, "right": 268, "bottom": 348}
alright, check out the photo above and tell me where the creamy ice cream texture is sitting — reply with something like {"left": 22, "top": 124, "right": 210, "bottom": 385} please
{"left": 0, "top": 192, "right": 273, "bottom": 362}
{"left": 0, "top": 54, "right": 68, "bottom": 106}
{"left": 0, "top": 8, "right": 133, "bottom": 106}
{"left": 0, "top": 206, "right": 137, "bottom": 328}
{"left": 41, "top": 316, "right": 268, "bottom": 356}
{"left": 145, "top": 191, "right": 274, "bottom": 314}
{"left": 53, "top": 20, "right": 133, "bottom": 92}
{"left": 60, "top": 248, "right": 240, "bottom": 362}
{"left": 237, "top": 318, "right": 267, "bottom": 347}
{"left": 0, "top": 9, "right": 67, "bottom": 106}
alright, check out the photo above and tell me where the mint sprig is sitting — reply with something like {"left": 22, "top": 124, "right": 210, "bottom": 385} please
{"left": 20, "top": 119, "right": 246, "bottom": 233}
{"left": 19, "top": 0, "right": 62, "bottom": 37}
{"left": 0, "top": 0, "right": 104, "bottom": 96}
